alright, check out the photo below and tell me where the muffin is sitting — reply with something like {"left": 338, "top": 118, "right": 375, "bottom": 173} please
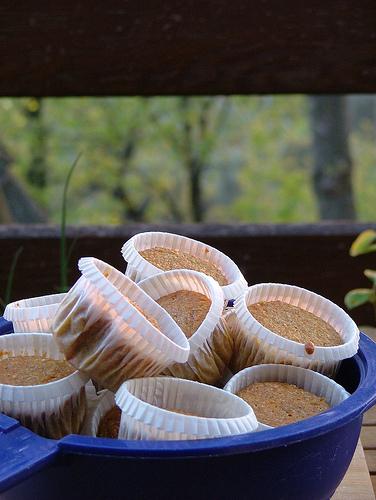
{"left": 81, "top": 389, "right": 120, "bottom": 438}
{"left": 0, "top": 355, "right": 75, "bottom": 386}
{"left": 97, "top": 406, "right": 121, "bottom": 439}
{"left": 121, "top": 231, "right": 247, "bottom": 300}
{"left": 248, "top": 301, "right": 342, "bottom": 347}
{"left": 138, "top": 269, "right": 233, "bottom": 386}
{"left": 231, "top": 283, "right": 359, "bottom": 376}
{"left": 156, "top": 290, "right": 211, "bottom": 339}
{"left": 53, "top": 258, "right": 189, "bottom": 392}
{"left": 237, "top": 381, "right": 329, "bottom": 427}
{"left": 139, "top": 247, "right": 228, "bottom": 286}
{"left": 4, "top": 293, "right": 66, "bottom": 333}
{"left": 0, "top": 333, "right": 88, "bottom": 439}
{"left": 225, "top": 364, "right": 349, "bottom": 429}
{"left": 115, "top": 377, "right": 258, "bottom": 440}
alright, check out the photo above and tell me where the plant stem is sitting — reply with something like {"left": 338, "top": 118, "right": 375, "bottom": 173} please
{"left": 60, "top": 153, "right": 82, "bottom": 292}
{"left": 3, "top": 246, "right": 23, "bottom": 311}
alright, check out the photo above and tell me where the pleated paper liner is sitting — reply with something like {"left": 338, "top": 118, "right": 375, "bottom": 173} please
{"left": 82, "top": 388, "right": 117, "bottom": 438}
{"left": 121, "top": 231, "right": 248, "bottom": 300}
{"left": 115, "top": 377, "right": 258, "bottom": 440}
{"left": 0, "top": 333, "right": 88, "bottom": 439}
{"left": 138, "top": 269, "right": 233, "bottom": 385}
{"left": 224, "top": 364, "right": 350, "bottom": 429}
{"left": 4, "top": 293, "right": 66, "bottom": 333}
{"left": 232, "top": 283, "right": 359, "bottom": 377}
{"left": 53, "top": 258, "right": 189, "bottom": 392}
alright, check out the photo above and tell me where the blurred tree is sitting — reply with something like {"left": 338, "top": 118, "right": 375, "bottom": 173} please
{"left": 105, "top": 99, "right": 152, "bottom": 223}
{"left": 23, "top": 98, "right": 47, "bottom": 190}
{"left": 0, "top": 95, "right": 374, "bottom": 225}
{"left": 348, "top": 95, "right": 376, "bottom": 132}
{"left": 151, "top": 97, "right": 230, "bottom": 222}
{"left": 111, "top": 122, "right": 150, "bottom": 223}
{"left": 309, "top": 96, "right": 356, "bottom": 220}
{"left": 0, "top": 142, "right": 46, "bottom": 223}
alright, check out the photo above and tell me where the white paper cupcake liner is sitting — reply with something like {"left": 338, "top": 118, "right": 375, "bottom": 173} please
{"left": 125, "top": 264, "right": 143, "bottom": 283}
{"left": 232, "top": 283, "right": 360, "bottom": 377}
{"left": 224, "top": 364, "right": 350, "bottom": 429}
{"left": 162, "top": 314, "right": 234, "bottom": 387}
{"left": 115, "top": 377, "right": 258, "bottom": 440}
{"left": 0, "top": 333, "right": 88, "bottom": 439}
{"left": 82, "top": 389, "right": 117, "bottom": 437}
{"left": 53, "top": 258, "right": 189, "bottom": 392}
{"left": 138, "top": 270, "right": 225, "bottom": 348}
{"left": 80, "top": 381, "right": 100, "bottom": 435}
{"left": 4, "top": 293, "right": 66, "bottom": 333}
{"left": 138, "top": 269, "right": 233, "bottom": 385}
{"left": 121, "top": 232, "right": 248, "bottom": 300}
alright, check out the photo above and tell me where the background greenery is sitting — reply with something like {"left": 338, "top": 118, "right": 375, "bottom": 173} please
{"left": 0, "top": 95, "right": 374, "bottom": 224}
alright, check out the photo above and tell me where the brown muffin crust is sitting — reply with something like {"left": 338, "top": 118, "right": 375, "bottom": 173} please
{"left": 0, "top": 355, "right": 75, "bottom": 386}
{"left": 97, "top": 406, "right": 121, "bottom": 438}
{"left": 237, "top": 381, "right": 330, "bottom": 427}
{"left": 157, "top": 290, "right": 211, "bottom": 338}
{"left": 139, "top": 247, "right": 228, "bottom": 286}
{"left": 248, "top": 300, "right": 343, "bottom": 347}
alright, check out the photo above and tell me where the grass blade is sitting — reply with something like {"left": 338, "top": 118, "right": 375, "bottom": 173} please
{"left": 60, "top": 153, "right": 82, "bottom": 292}
{"left": 2, "top": 246, "right": 23, "bottom": 312}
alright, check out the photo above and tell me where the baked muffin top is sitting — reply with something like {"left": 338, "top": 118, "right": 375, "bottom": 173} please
{"left": 0, "top": 355, "right": 75, "bottom": 386}
{"left": 157, "top": 290, "right": 211, "bottom": 338}
{"left": 97, "top": 406, "right": 121, "bottom": 439}
{"left": 139, "top": 247, "right": 228, "bottom": 286}
{"left": 237, "top": 381, "right": 329, "bottom": 427}
{"left": 248, "top": 300, "right": 342, "bottom": 347}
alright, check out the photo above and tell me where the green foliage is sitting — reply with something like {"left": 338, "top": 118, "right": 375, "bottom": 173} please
{"left": 351, "top": 120, "right": 376, "bottom": 222}
{"left": 346, "top": 230, "right": 376, "bottom": 322}
{"left": 345, "top": 288, "right": 376, "bottom": 310}
{"left": 364, "top": 269, "right": 376, "bottom": 284}
{"left": 0, "top": 96, "right": 375, "bottom": 225}
{"left": 350, "top": 229, "right": 376, "bottom": 256}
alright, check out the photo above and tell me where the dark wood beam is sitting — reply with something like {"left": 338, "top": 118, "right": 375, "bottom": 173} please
{"left": 0, "top": 2, "right": 376, "bottom": 96}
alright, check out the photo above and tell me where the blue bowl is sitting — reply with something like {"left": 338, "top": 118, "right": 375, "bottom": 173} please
{"left": 0, "top": 317, "right": 375, "bottom": 500}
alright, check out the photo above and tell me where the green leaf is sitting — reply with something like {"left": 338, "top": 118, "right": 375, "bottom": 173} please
{"left": 344, "top": 288, "right": 376, "bottom": 309}
{"left": 364, "top": 269, "right": 376, "bottom": 284}
{"left": 350, "top": 230, "right": 376, "bottom": 256}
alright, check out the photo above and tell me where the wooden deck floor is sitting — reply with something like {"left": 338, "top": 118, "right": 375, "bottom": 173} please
{"left": 362, "top": 328, "right": 376, "bottom": 498}
{"left": 331, "top": 407, "right": 376, "bottom": 499}
{"left": 333, "top": 441, "right": 374, "bottom": 499}
{"left": 331, "top": 326, "right": 376, "bottom": 499}
{"left": 361, "top": 388, "right": 376, "bottom": 497}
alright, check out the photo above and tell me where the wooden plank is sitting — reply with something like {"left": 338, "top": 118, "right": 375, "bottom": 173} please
{"left": 0, "top": 223, "right": 375, "bottom": 325}
{"left": 361, "top": 427, "right": 376, "bottom": 449}
{"left": 0, "top": 2, "right": 376, "bottom": 96}
{"left": 333, "top": 441, "right": 375, "bottom": 499}
{"left": 362, "top": 327, "right": 376, "bottom": 342}
{"left": 363, "top": 407, "right": 376, "bottom": 427}
{"left": 365, "top": 450, "right": 376, "bottom": 474}
{"left": 371, "top": 475, "right": 376, "bottom": 497}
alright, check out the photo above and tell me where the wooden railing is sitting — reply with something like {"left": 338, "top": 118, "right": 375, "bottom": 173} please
{"left": 1, "top": 2, "right": 376, "bottom": 96}
{"left": 1, "top": 223, "right": 375, "bottom": 326}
